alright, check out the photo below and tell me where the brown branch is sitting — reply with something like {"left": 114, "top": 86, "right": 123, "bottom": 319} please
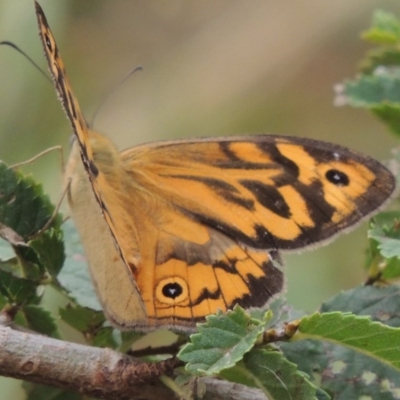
{"left": 0, "top": 325, "right": 268, "bottom": 400}
{"left": 0, "top": 325, "right": 179, "bottom": 399}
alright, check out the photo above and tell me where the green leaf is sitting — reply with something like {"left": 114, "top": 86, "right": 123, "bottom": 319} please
{"left": 380, "top": 257, "right": 400, "bottom": 280}
{"left": 344, "top": 71, "right": 400, "bottom": 105}
{"left": 221, "top": 349, "right": 322, "bottom": 400}
{"left": 178, "top": 306, "right": 270, "bottom": 375}
{"left": 294, "top": 312, "right": 400, "bottom": 372}
{"left": 321, "top": 285, "right": 400, "bottom": 327}
{"left": 281, "top": 287, "right": 400, "bottom": 400}
{"left": 366, "top": 212, "right": 400, "bottom": 280}
{"left": 57, "top": 220, "right": 101, "bottom": 310}
{"left": 325, "top": 351, "right": 400, "bottom": 400}
{"left": 13, "top": 245, "right": 45, "bottom": 280}
{"left": 0, "top": 162, "right": 65, "bottom": 281}
{"left": 22, "top": 305, "right": 60, "bottom": 338}
{"left": 368, "top": 211, "right": 400, "bottom": 259}
{"left": 92, "top": 326, "right": 118, "bottom": 349}
{"left": 59, "top": 304, "right": 117, "bottom": 348}
{"left": 0, "top": 162, "right": 61, "bottom": 239}
{"left": 360, "top": 49, "right": 400, "bottom": 74}
{"left": 0, "top": 269, "right": 39, "bottom": 305}
{"left": 59, "top": 303, "right": 105, "bottom": 333}
{"left": 282, "top": 340, "right": 400, "bottom": 400}
{"left": 362, "top": 10, "right": 400, "bottom": 45}
{"left": 30, "top": 228, "right": 65, "bottom": 278}
{"left": 279, "top": 339, "right": 326, "bottom": 379}
{"left": 338, "top": 71, "right": 400, "bottom": 135}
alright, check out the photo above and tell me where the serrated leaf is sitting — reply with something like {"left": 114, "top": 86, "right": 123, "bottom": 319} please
{"left": 323, "top": 350, "right": 400, "bottom": 400}
{"left": 223, "top": 349, "right": 321, "bottom": 400}
{"left": 366, "top": 212, "right": 400, "bottom": 280}
{"left": 368, "top": 211, "right": 400, "bottom": 259}
{"left": 30, "top": 228, "right": 65, "bottom": 278}
{"left": 279, "top": 339, "right": 327, "bottom": 379}
{"left": 0, "top": 269, "right": 39, "bottom": 305}
{"left": 0, "top": 162, "right": 60, "bottom": 239}
{"left": 282, "top": 299, "right": 400, "bottom": 398}
{"left": 294, "top": 312, "right": 400, "bottom": 372}
{"left": 339, "top": 72, "right": 400, "bottom": 135}
{"left": 59, "top": 303, "right": 105, "bottom": 333}
{"left": 57, "top": 219, "right": 101, "bottom": 310}
{"left": 59, "top": 304, "right": 116, "bottom": 348}
{"left": 22, "top": 304, "right": 60, "bottom": 338}
{"left": 281, "top": 340, "right": 400, "bottom": 400}
{"left": 178, "top": 306, "right": 270, "bottom": 375}
{"left": 0, "top": 162, "right": 65, "bottom": 282}
{"left": 321, "top": 285, "right": 400, "bottom": 327}
{"left": 285, "top": 285, "right": 400, "bottom": 399}
{"left": 13, "top": 245, "right": 46, "bottom": 280}
{"left": 344, "top": 72, "right": 400, "bottom": 106}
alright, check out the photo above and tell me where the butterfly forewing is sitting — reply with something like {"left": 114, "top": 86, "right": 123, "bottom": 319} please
{"left": 121, "top": 136, "right": 396, "bottom": 250}
{"left": 35, "top": 2, "right": 94, "bottom": 166}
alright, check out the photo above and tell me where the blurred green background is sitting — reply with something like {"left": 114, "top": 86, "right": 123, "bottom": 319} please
{"left": 1, "top": 0, "right": 400, "bottom": 398}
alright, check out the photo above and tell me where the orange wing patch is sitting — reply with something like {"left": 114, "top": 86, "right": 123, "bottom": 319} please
{"left": 136, "top": 228, "right": 284, "bottom": 328}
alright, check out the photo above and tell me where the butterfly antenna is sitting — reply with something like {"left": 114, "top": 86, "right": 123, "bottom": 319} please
{"left": 90, "top": 65, "right": 143, "bottom": 128}
{"left": 0, "top": 40, "right": 51, "bottom": 84}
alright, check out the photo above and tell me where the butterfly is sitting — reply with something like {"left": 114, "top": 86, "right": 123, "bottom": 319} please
{"left": 34, "top": 1, "right": 396, "bottom": 332}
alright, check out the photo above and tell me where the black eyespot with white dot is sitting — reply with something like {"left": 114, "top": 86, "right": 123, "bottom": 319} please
{"left": 162, "top": 282, "right": 183, "bottom": 299}
{"left": 325, "top": 169, "right": 349, "bottom": 186}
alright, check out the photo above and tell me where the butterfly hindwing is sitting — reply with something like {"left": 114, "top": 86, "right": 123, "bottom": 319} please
{"left": 134, "top": 222, "right": 284, "bottom": 328}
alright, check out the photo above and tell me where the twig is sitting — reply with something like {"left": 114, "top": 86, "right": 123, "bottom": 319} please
{"left": 0, "top": 325, "right": 268, "bottom": 400}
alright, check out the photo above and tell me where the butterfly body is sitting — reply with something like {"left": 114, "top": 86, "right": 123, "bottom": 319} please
{"left": 35, "top": 1, "right": 396, "bottom": 332}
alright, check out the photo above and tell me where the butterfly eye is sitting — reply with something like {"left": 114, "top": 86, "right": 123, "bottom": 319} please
{"left": 325, "top": 169, "right": 350, "bottom": 186}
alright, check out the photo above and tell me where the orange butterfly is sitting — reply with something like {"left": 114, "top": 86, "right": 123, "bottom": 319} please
{"left": 35, "top": 1, "right": 395, "bottom": 332}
